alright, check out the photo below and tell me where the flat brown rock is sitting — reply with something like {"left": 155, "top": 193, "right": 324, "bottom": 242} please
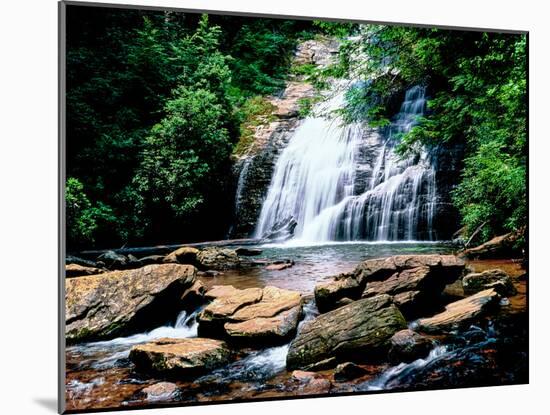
{"left": 224, "top": 306, "right": 301, "bottom": 342}
{"left": 200, "top": 287, "right": 263, "bottom": 320}
{"left": 204, "top": 285, "right": 240, "bottom": 300}
{"left": 198, "top": 285, "right": 302, "bottom": 344}
{"left": 66, "top": 264, "right": 197, "bottom": 343}
{"left": 231, "top": 286, "right": 301, "bottom": 321}
{"left": 417, "top": 288, "right": 500, "bottom": 332}
{"left": 362, "top": 266, "right": 431, "bottom": 297}
{"left": 129, "top": 337, "right": 231, "bottom": 376}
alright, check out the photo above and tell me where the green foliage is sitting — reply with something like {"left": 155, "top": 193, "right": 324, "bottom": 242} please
{"left": 66, "top": 178, "right": 116, "bottom": 246}
{"left": 452, "top": 140, "right": 526, "bottom": 242}
{"left": 296, "top": 96, "right": 323, "bottom": 119}
{"left": 66, "top": 7, "right": 316, "bottom": 248}
{"left": 312, "top": 20, "right": 357, "bottom": 38}
{"left": 132, "top": 15, "right": 234, "bottom": 235}
{"left": 344, "top": 26, "right": 527, "bottom": 243}
{"left": 228, "top": 20, "right": 302, "bottom": 96}
{"left": 134, "top": 87, "right": 232, "bottom": 218}
{"left": 291, "top": 62, "right": 318, "bottom": 78}
{"left": 233, "top": 96, "right": 276, "bottom": 156}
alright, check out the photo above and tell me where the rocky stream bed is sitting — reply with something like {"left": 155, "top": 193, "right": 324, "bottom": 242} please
{"left": 64, "top": 242, "right": 527, "bottom": 412}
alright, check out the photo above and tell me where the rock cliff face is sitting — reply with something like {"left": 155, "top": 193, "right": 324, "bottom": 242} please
{"left": 229, "top": 39, "right": 339, "bottom": 238}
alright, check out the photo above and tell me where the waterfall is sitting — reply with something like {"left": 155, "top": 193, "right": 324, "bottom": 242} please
{"left": 255, "top": 84, "right": 437, "bottom": 243}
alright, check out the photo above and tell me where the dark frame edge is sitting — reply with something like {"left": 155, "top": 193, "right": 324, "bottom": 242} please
{"left": 58, "top": 1, "right": 67, "bottom": 414}
{"left": 57, "top": 2, "right": 530, "bottom": 414}
{"left": 62, "top": 0, "right": 527, "bottom": 35}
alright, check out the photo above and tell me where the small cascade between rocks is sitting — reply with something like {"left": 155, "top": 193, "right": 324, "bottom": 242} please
{"left": 254, "top": 83, "right": 437, "bottom": 243}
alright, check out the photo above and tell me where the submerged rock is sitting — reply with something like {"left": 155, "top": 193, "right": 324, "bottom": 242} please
{"left": 291, "top": 370, "right": 318, "bottom": 383}
{"left": 290, "top": 370, "right": 331, "bottom": 394}
{"left": 314, "top": 255, "right": 466, "bottom": 316}
{"left": 265, "top": 261, "right": 294, "bottom": 271}
{"left": 129, "top": 337, "right": 232, "bottom": 376}
{"left": 65, "top": 264, "right": 197, "bottom": 343}
{"left": 462, "top": 269, "right": 517, "bottom": 296}
{"left": 65, "top": 263, "right": 104, "bottom": 277}
{"left": 198, "top": 285, "right": 302, "bottom": 344}
{"left": 388, "top": 329, "right": 433, "bottom": 363}
{"left": 334, "top": 362, "right": 368, "bottom": 381}
{"left": 141, "top": 382, "right": 178, "bottom": 401}
{"left": 286, "top": 294, "right": 406, "bottom": 370}
{"left": 417, "top": 288, "right": 500, "bottom": 332}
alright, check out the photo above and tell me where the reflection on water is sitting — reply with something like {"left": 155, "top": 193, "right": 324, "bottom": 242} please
{"left": 202, "top": 242, "right": 455, "bottom": 293}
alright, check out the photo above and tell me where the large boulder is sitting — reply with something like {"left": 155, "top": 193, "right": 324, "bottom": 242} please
{"left": 163, "top": 246, "right": 199, "bottom": 265}
{"left": 462, "top": 269, "right": 517, "bottom": 296}
{"left": 417, "top": 288, "right": 500, "bottom": 332}
{"left": 65, "top": 264, "right": 197, "bottom": 343}
{"left": 129, "top": 337, "right": 232, "bottom": 377}
{"left": 198, "top": 285, "right": 302, "bottom": 344}
{"left": 286, "top": 295, "right": 407, "bottom": 370}
{"left": 314, "top": 255, "right": 465, "bottom": 316}
{"left": 196, "top": 247, "right": 241, "bottom": 270}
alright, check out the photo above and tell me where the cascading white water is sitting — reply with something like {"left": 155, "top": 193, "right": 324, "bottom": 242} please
{"left": 255, "top": 83, "right": 437, "bottom": 243}
{"left": 254, "top": 84, "right": 363, "bottom": 240}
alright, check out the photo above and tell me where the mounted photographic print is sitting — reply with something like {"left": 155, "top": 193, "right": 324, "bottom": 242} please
{"left": 59, "top": 1, "right": 528, "bottom": 413}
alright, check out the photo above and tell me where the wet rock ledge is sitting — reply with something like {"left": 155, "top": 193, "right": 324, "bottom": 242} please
{"left": 65, "top": 264, "right": 199, "bottom": 343}
{"left": 314, "top": 254, "right": 466, "bottom": 317}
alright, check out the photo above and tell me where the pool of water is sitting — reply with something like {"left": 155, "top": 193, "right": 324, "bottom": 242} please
{"left": 201, "top": 241, "right": 456, "bottom": 293}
